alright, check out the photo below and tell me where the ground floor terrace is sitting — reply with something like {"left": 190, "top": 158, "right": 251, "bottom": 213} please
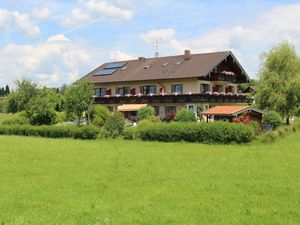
{"left": 94, "top": 92, "right": 251, "bottom": 119}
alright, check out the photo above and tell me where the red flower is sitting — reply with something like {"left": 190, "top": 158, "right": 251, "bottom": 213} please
{"left": 233, "top": 118, "right": 239, "bottom": 123}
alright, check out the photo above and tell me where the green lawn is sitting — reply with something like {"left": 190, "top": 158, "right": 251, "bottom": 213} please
{"left": 0, "top": 134, "right": 299, "bottom": 225}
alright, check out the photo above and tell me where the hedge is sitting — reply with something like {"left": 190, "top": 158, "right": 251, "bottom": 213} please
{"left": 0, "top": 125, "right": 99, "bottom": 140}
{"left": 138, "top": 121, "right": 255, "bottom": 144}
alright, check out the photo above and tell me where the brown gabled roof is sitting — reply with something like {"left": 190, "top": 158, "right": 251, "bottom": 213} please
{"left": 82, "top": 51, "right": 249, "bottom": 84}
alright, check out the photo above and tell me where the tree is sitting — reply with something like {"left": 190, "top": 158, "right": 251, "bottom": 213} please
{"left": 6, "top": 79, "right": 38, "bottom": 113}
{"left": 25, "top": 88, "right": 57, "bottom": 125}
{"left": 5, "top": 85, "right": 10, "bottom": 95}
{"left": 64, "top": 81, "right": 94, "bottom": 125}
{"left": 137, "top": 106, "right": 155, "bottom": 121}
{"left": 256, "top": 42, "right": 300, "bottom": 124}
{"left": 174, "top": 109, "right": 197, "bottom": 122}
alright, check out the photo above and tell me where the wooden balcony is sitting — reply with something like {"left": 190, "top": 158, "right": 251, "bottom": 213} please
{"left": 94, "top": 93, "right": 251, "bottom": 105}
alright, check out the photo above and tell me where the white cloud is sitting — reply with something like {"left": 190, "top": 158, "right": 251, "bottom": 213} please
{"left": 110, "top": 50, "right": 135, "bottom": 61}
{"left": 0, "top": 35, "right": 94, "bottom": 87}
{"left": 0, "top": 7, "right": 40, "bottom": 37}
{"left": 47, "top": 34, "right": 70, "bottom": 42}
{"left": 31, "top": 7, "right": 52, "bottom": 20}
{"left": 62, "top": 0, "right": 133, "bottom": 28}
{"left": 140, "top": 28, "right": 175, "bottom": 43}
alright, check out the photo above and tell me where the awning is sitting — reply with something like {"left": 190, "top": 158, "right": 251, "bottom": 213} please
{"left": 117, "top": 104, "right": 148, "bottom": 112}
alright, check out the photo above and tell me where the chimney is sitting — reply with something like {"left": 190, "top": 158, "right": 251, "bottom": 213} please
{"left": 138, "top": 56, "right": 146, "bottom": 62}
{"left": 184, "top": 50, "right": 191, "bottom": 60}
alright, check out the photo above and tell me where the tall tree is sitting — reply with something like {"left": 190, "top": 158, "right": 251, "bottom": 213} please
{"left": 64, "top": 81, "right": 94, "bottom": 125}
{"left": 6, "top": 79, "right": 39, "bottom": 113}
{"left": 5, "top": 85, "right": 10, "bottom": 95}
{"left": 256, "top": 42, "right": 300, "bottom": 124}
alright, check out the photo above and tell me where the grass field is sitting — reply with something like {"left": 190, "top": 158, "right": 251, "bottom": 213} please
{"left": 0, "top": 133, "right": 300, "bottom": 225}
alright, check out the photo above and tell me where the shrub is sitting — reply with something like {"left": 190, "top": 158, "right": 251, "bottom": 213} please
{"left": 138, "top": 121, "right": 254, "bottom": 144}
{"left": 56, "top": 111, "right": 67, "bottom": 123}
{"left": 0, "top": 124, "right": 99, "bottom": 140}
{"left": 137, "top": 106, "right": 155, "bottom": 121}
{"left": 249, "top": 121, "right": 262, "bottom": 135}
{"left": 123, "top": 126, "right": 137, "bottom": 140}
{"left": 104, "top": 112, "right": 125, "bottom": 138}
{"left": 261, "top": 131, "right": 278, "bottom": 143}
{"left": 175, "top": 109, "right": 196, "bottom": 122}
{"left": 0, "top": 99, "right": 7, "bottom": 113}
{"left": 25, "top": 89, "right": 57, "bottom": 125}
{"left": 263, "top": 111, "right": 282, "bottom": 129}
{"left": 92, "top": 115, "right": 104, "bottom": 127}
{"left": 2, "top": 117, "right": 29, "bottom": 125}
{"left": 92, "top": 105, "right": 110, "bottom": 121}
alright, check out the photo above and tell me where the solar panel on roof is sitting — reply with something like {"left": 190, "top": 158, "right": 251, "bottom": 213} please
{"left": 94, "top": 68, "right": 118, "bottom": 76}
{"left": 105, "top": 62, "right": 127, "bottom": 69}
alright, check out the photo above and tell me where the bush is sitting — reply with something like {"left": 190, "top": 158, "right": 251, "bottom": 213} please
{"left": 261, "top": 131, "right": 278, "bottom": 143}
{"left": 263, "top": 111, "right": 282, "bottom": 129}
{"left": 123, "top": 126, "right": 137, "bottom": 140}
{"left": 249, "top": 121, "right": 262, "bottom": 135}
{"left": 104, "top": 112, "right": 125, "bottom": 138}
{"left": 0, "top": 124, "right": 99, "bottom": 140}
{"left": 2, "top": 117, "right": 29, "bottom": 125}
{"left": 92, "top": 105, "right": 110, "bottom": 122}
{"left": 138, "top": 121, "right": 254, "bottom": 144}
{"left": 25, "top": 89, "right": 57, "bottom": 125}
{"left": 0, "top": 99, "right": 7, "bottom": 113}
{"left": 175, "top": 109, "right": 196, "bottom": 122}
{"left": 56, "top": 111, "right": 67, "bottom": 123}
{"left": 137, "top": 106, "right": 155, "bottom": 121}
{"left": 92, "top": 115, "right": 104, "bottom": 127}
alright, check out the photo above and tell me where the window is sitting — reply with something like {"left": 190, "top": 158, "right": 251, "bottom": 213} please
{"left": 212, "top": 85, "right": 223, "bottom": 93}
{"left": 144, "top": 64, "right": 151, "bottom": 69}
{"left": 116, "top": 86, "right": 130, "bottom": 95}
{"left": 140, "top": 85, "right": 156, "bottom": 95}
{"left": 95, "top": 88, "right": 106, "bottom": 96}
{"left": 200, "top": 84, "right": 210, "bottom": 93}
{"left": 153, "top": 106, "right": 160, "bottom": 116}
{"left": 171, "top": 84, "right": 183, "bottom": 94}
{"left": 165, "top": 106, "right": 176, "bottom": 114}
{"left": 162, "top": 62, "right": 169, "bottom": 67}
{"left": 187, "top": 105, "right": 194, "bottom": 111}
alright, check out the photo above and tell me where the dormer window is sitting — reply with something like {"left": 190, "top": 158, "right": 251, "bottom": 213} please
{"left": 144, "top": 64, "right": 151, "bottom": 69}
{"left": 162, "top": 62, "right": 169, "bottom": 67}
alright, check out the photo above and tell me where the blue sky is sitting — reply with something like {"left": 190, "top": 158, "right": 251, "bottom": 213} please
{"left": 0, "top": 0, "right": 300, "bottom": 87}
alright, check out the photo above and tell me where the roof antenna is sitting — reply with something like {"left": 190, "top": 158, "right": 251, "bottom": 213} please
{"left": 149, "top": 38, "right": 163, "bottom": 58}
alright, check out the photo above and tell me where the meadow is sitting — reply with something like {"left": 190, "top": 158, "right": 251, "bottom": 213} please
{"left": 0, "top": 132, "right": 299, "bottom": 225}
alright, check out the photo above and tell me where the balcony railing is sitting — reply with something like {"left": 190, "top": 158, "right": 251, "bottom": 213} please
{"left": 94, "top": 92, "right": 251, "bottom": 105}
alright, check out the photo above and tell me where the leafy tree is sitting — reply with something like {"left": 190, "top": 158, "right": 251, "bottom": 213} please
{"left": 263, "top": 111, "right": 282, "bottom": 129}
{"left": 6, "top": 79, "right": 38, "bottom": 113}
{"left": 25, "top": 88, "right": 58, "bottom": 125}
{"left": 5, "top": 85, "right": 10, "bottom": 95}
{"left": 174, "top": 109, "right": 197, "bottom": 122}
{"left": 64, "top": 81, "right": 94, "bottom": 125}
{"left": 137, "top": 106, "right": 155, "bottom": 121}
{"left": 256, "top": 42, "right": 300, "bottom": 124}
